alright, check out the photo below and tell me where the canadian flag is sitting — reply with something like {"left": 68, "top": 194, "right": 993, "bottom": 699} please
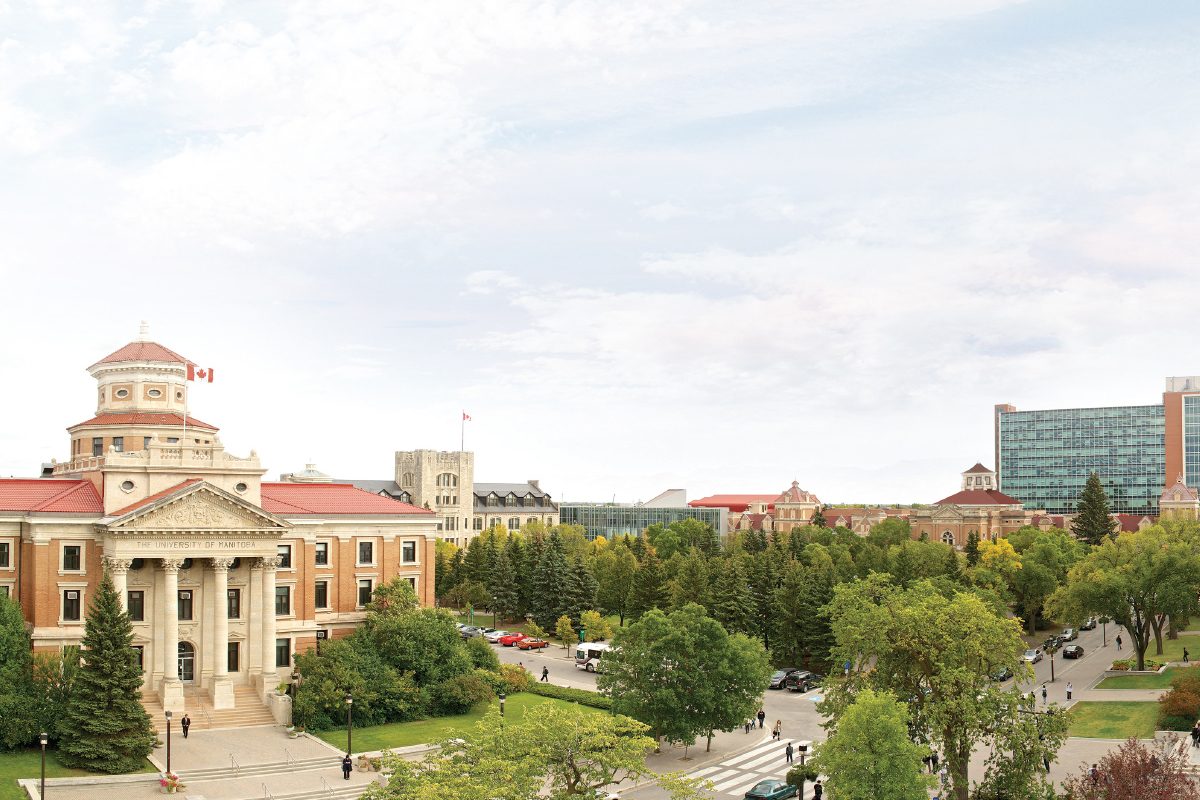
{"left": 187, "top": 364, "right": 214, "bottom": 383}
{"left": 462, "top": 411, "right": 472, "bottom": 422}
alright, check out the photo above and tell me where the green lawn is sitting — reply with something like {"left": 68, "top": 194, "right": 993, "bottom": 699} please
{"left": 313, "top": 694, "right": 604, "bottom": 752}
{"left": 0, "top": 749, "right": 155, "bottom": 800}
{"left": 1067, "top": 702, "right": 1160, "bottom": 739}
{"left": 1134, "top": 636, "right": 1199, "bottom": 664}
{"left": 1095, "top": 668, "right": 1185, "bottom": 690}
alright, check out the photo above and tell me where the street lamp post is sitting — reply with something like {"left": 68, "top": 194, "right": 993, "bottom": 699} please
{"left": 499, "top": 691, "right": 506, "bottom": 717}
{"left": 797, "top": 741, "right": 810, "bottom": 800}
{"left": 1102, "top": 618, "right": 1107, "bottom": 648}
{"left": 1049, "top": 648, "right": 1056, "bottom": 683}
{"left": 39, "top": 732, "right": 47, "bottom": 800}
{"left": 164, "top": 710, "right": 173, "bottom": 775}
{"left": 345, "top": 693, "right": 354, "bottom": 756}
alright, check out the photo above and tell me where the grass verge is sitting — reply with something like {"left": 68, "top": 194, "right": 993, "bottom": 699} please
{"left": 313, "top": 694, "right": 604, "bottom": 752}
{"left": 1095, "top": 668, "right": 1182, "bottom": 690}
{"left": 1067, "top": 701, "right": 1159, "bottom": 739}
{"left": 0, "top": 749, "right": 155, "bottom": 800}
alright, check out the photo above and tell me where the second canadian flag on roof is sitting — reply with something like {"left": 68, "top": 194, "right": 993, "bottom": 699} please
{"left": 187, "top": 364, "right": 214, "bottom": 383}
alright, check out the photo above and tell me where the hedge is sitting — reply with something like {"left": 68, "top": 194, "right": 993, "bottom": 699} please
{"left": 525, "top": 681, "right": 613, "bottom": 710}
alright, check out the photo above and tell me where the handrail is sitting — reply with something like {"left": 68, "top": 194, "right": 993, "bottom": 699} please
{"left": 284, "top": 747, "right": 296, "bottom": 768}
{"left": 230, "top": 754, "right": 240, "bottom": 777}
{"left": 321, "top": 776, "right": 334, "bottom": 797}
{"left": 262, "top": 784, "right": 274, "bottom": 799}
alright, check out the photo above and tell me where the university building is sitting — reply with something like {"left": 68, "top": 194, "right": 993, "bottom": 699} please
{"left": 0, "top": 338, "right": 437, "bottom": 719}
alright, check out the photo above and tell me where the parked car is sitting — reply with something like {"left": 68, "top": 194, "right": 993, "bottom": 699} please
{"left": 744, "top": 779, "right": 798, "bottom": 799}
{"left": 460, "top": 626, "right": 483, "bottom": 639}
{"left": 1080, "top": 617, "right": 1097, "bottom": 631}
{"left": 498, "top": 632, "right": 528, "bottom": 646}
{"left": 784, "top": 671, "right": 824, "bottom": 693}
{"left": 517, "top": 637, "right": 549, "bottom": 650}
{"left": 990, "top": 665, "right": 1014, "bottom": 682}
{"left": 1062, "top": 644, "right": 1084, "bottom": 659}
{"left": 1061, "top": 627, "right": 1078, "bottom": 642}
{"left": 484, "top": 629, "right": 510, "bottom": 643}
{"left": 768, "top": 668, "right": 800, "bottom": 689}
{"left": 1023, "top": 648, "right": 1043, "bottom": 664}
{"left": 1041, "top": 636, "right": 1063, "bottom": 653}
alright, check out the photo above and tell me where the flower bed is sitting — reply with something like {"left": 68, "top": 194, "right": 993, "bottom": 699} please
{"left": 1109, "top": 659, "right": 1165, "bottom": 672}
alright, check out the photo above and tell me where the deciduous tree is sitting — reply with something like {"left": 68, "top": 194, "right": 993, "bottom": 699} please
{"left": 1061, "top": 737, "right": 1200, "bottom": 800}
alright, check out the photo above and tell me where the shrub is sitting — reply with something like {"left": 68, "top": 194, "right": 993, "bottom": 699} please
{"left": 786, "top": 762, "right": 819, "bottom": 786}
{"left": 293, "top": 636, "right": 423, "bottom": 730}
{"left": 433, "top": 672, "right": 495, "bottom": 715}
{"left": 1111, "top": 659, "right": 1164, "bottom": 671}
{"left": 499, "top": 663, "right": 531, "bottom": 694}
{"left": 526, "top": 681, "right": 612, "bottom": 710}
{"left": 1160, "top": 715, "right": 1194, "bottom": 731}
{"left": 1170, "top": 666, "right": 1200, "bottom": 695}
{"left": 1158, "top": 687, "right": 1200, "bottom": 732}
{"left": 465, "top": 636, "right": 501, "bottom": 672}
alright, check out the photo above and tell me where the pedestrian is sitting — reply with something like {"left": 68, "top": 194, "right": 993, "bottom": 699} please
{"left": 181, "top": 713, "right": 191, "bottom": 739}
{"left": 1186, "top": 648, "right": 1191, "bottom": 664}
{"left": 757, "top": 708, "right": 766, "bottom": 729}
{"left": 930, "top": 751, "right": 939, "bottom": 773}
{"left": 541, "top": 666, "right": 549, "bottom": 682}
{"left": 813, "top": 780, "right": 823, "bottom": 799}
{"left": 342, "top": 754, "right": 352, "bottom": 780}
{"left": 1116, "top": 634, "right": 1123, "bottom": 651}
{"left": 1089, "top": 764, "right": 1099, "bottom": 784}
{"left": 922, "top": 754, "right": 932, "bottom": 773}
{"left": 1041, "top": 683, "right": 1048, "bottom": 704}
{"left": 1191, "top": 722, "right": 1200, "bottom": 748}
{"left": 1066, "top": 681, "right": 1073, "bottom": 701}
{"left": 772, "top": 720, "right": 782, "bottom": 741}
{"left": 745, "top": 719, "right": 753, "bottom": 734}
{"left": 785, "top": 742, "right": 794, "bottom": 764}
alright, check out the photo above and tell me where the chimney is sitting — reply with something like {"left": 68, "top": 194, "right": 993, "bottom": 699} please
{"left": 528, "top": 479, "right": 540, "bottom": 491}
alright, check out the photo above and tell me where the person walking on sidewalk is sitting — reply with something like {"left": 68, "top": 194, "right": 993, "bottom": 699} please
{"left": 813, "top": 780, "right": 823, "bottom": 799}
{"left": 1041, "top": 683, "right": 1048, "bottom": 704}
{"left": 1066, "top": 681, "right": 1073, "bottom": 701}
{"left": 1191, "top": 722, "right": 1200, "bottom": 748}
{"left": 930, "top": 751, "right": 939, "bottom": 773}
{"left": 785, "top": 742, "right": 794, "bottom": 764}
{"left": 1185, "top": 648, "right": 1191, "bottom": 664}
{"left": 1116, "top": 634, "right": 1123, "bottom": 651}
{"left": 772, "top": 720, "right": 782, "bottom": 741}
{"left": 342, "top": 754, "right": 352, "bottom": 780}
{"left": 181, "top": 713, "right": 191, "bottom": 739}
{"left": 541, "top": 666, "right": 549, "bottom": 682}
{"left": 757, "top": 708, "right": 766, "bottom": 729}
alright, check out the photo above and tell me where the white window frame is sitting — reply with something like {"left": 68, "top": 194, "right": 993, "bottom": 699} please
{"left": 0, "top": 538, "right": 14, "bottom": 571}
{"left": 356, "top": 539, "right": 376, "bottom": 567}
{"left": 314, "top": 579, "right": 330, "bottom": 610}
{"left": 60, "top": 583, "right": 87, "bottom": 624}
{"left": 275, "top": 637, "right": 291, "bottom": 668}
{"left": 401, "top": 540, "right": 418, "bottom": 564}
{"left": 60, "top": 542, "right": 86, "bottom": 575}
{"left": 275, "top": 582, "right": 295, "bottom": 618}
{"left": 276, "top": 543, "right": 293, "bottom": 570}
{"left": 314, "top": 540, "right": 330, "bottom": 567}
{"left": 356, "top": 577, "right": 374, "bottom": 609}
{"left": 0, "top": 582, "right": 13, "bottom": 599}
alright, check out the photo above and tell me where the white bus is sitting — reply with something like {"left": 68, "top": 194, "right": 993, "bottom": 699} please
{"left": 575, "top": 642, "right": 613, "bottom": 672}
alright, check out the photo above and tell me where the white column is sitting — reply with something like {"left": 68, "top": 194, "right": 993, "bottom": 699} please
{"left": 260, "top": 556, "right": 280, "bottom": 691}
{"left": 159, "top": 558, "right": 185, "bottom": 712}
{"left": 209, "top": 558, "right": 236, "bottom": 709}
{"left": 105, "top": 557, "right": 132, "bottom": 610}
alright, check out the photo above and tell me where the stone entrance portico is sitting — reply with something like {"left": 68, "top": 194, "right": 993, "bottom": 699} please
{"left": 101, "top": 482, "right": 291, "bottom": 712}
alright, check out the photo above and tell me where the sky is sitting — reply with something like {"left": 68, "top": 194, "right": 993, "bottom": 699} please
{"left": 2, "top": 0, "right": 1199, "bottom": 505}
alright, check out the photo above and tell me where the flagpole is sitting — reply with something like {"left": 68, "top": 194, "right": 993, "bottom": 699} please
{"left": 461, "top": 413, "right": 464, "bottom": 452}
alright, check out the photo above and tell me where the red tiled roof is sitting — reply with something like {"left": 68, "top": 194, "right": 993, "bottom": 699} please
{"left": 260, "top": 483, "right": 433, "bottom": 516}
{"left": 111, "top": 479, "right": 203, "bottom": 517}
{"left": 0, "top": 479, "right": 103, "bottom": 513}
{"left": 964, "top": 463, "right": 993, "bottom": 474}
{"left": 69, "top": 413, "right": 218, "bottom": 431}
{"left": 934, "top": 489, "right": 1022, "bottom": 506}
{"left": 690, "top": 494, "right": 777, "bottom": 513}
{"left": 774, "top": 481, "right": 821, "bottom": 505}
{"left": 1115, "top": 514, "right": 1152, "bottom": 532}
{"left": 90, "top": 341, "right": 189, "bottom": 368}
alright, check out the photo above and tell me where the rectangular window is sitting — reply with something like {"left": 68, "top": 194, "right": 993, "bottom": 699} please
{"left": 127, "top": 590, "right": 144, "bottom": 621}
{"left": 277, "top": 544, "right": 292, "bottom": 569}
{"left": 63, "top": 590, "right": 81, "bottom": 621}
{"left": 357, "top": 579, "right": 373, "bottom": 608}
{"left": 275, "top": 638, "right": 290, "bottom": 668}
{"left": 133, "top": 645, "right": 144, "bottom": 671}
{"left": 111, "top": 436, "right": 124, "bottom": 452}
{"left": 227, "top": 588, "right": 241, "bottom": 619}
{"left": 401, "top": 541, "right": 417, "bottom": 564}
{"left": 178, "top": 590, "right": 193, "bottom": 621}
{"left": 92, "top": 437, "right": 103, "bottom": 456}
{"left": 143, "top": 436, "right": 152, "bottom": 450}
{"left": 473, "top": 517, "right": 483, "bottom": 530}
{"left": 406, "top": 577, "right": 417, "bottom": 589}
{"left": 62, "top": 545, "right": 81, "bottom": 571}
{"left": 508, "top": 517, "right": 520, "bottom": 531}
{"left": 275, "top": 585, "right": 291, "bottom": 616}
{"left": 314, "top": 542, "right": 329, "bottom": 566}
{"left": 0, "top": 542, "right": 9, "bottom": 568}
{"left": 166, "top": 437, "right": 179, "bottom": 444}
{"left": 0, "top": 585, "right": 9, "bottom": 598}
{"left": 228, "top": 642, "right": 239, "bottom": 672}
{"left": 314, "top": 580, "right": 329, "bottom": 609}
{"left": 357, "top": 541, "right": 374, "bottom": 565}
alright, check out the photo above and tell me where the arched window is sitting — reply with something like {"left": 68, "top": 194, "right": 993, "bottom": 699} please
{"left": 941, "top": 531, "right": 955, "bottom": 546}
{"left": 401, "top": 472, "right": 415, "bottom": 488}
{"left": 436, "top": 473, "right": 458, "bottom": 488}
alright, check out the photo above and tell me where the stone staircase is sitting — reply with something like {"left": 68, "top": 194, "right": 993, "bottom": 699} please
{"left": 180, "top": 756, "right": 374, "bottom": 800}
{"left": 142, "top": 685, "right": 277, "bottom": 734}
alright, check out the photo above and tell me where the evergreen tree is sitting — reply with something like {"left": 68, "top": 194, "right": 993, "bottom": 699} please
{"left": 943, "top": 546, "right": 964, "bottom": 584}
{"left": 0, "top": 591, "right": 38, "bottom": 749}
{"left": 742, "top": 528, "right": 768, "bottom": 553}
{"left": 810, "top": 507, "right": 827, "bottom": 529}
{"left": 433, "top": 548, "right": 451, "bottom": 600}
{"left": 489, "top": 546, "right": 520, "bottom": 623}
{"left": 503, "top": 536, "right": 528, "bottom": 618}
{"left": 795, "top": 561, "right": 836, "bottom": 667}
{"left": 58, "top": 575, "right": 155, "bottom": 773}
{"left": 563, "top": 558, "right": 598, "bottom": 625}
{"left": 710, "top": 559, "right": 755, "bottom": 635}
{"left": 529, "top": 532, "right": 570, "bottom": 629}
{"left": 773, "top": 561, "right": 810, "bottom": 667}
{"left": 1072, "top": 472, "right": 1119, "bottom": 546}
{"left": 745, "top": 552, "right": 776, "bottom": 647}
{"left": 668, "top": 549, "right": 709, "bottom": 611}
{"left": 463, "top": 537, "right": 489, "bottom": 586}
{"left": 965, "top": 531, "right": 981, "bottom": 567}
{"left": 627, "top": 550, "right": 666, "bottom": 621}
{"left": 629, "top": 534, "right": 647, "bottom": 561}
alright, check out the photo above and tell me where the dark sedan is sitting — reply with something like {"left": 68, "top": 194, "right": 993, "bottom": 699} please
{"left": 744, "top": 779, "right": 797, "bottom": 799}
{"left": 768, "top": 668, "right": 800, "bottom": 689}
{"left": 1062, "top": 644, "right": 1084, "bottom": 659}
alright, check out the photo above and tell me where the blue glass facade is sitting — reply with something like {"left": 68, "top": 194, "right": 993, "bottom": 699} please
{"left": 559, "top": 504, "right": 723, "bottom": 541}
{"left": 1185, "top": 396, "right": 1200, "bottom": 488}
{"left": 997, "top": 405, "right": 1165, "bottom": 514}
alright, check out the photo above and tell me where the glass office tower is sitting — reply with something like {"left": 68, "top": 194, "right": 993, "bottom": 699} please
{"left": 996, "top": 405, "right": 1165, "bottom": 514}
{"left": 559, "top": 503, "right": 724, "bottom": 540}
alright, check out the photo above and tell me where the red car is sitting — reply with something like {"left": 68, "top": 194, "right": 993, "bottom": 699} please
{"left": 498, "top": 632, "right": 528, "bottom": 647}
{"left": 517, "top": 637, "right": 549, "bottom": 650}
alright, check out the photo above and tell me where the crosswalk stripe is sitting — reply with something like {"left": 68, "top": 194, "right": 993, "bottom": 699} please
{"left": 739, "top": 749, "right": 789, "bottom": 772}
{"left": 691, "top": 765, "right": 724, "bottom": 778}
{"left": 701, "top": 769, "right": 742, "bottom": 786}
{"left": 712, "top": 772, "right": 758, "bottom": 793}
{"left": 719, "top": 740, "right": 778, "bottom": 768}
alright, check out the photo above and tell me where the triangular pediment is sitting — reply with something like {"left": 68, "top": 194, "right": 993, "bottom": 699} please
{"left": 108, "top": 482, "right": 290, "bottom": 532}
{"left": 932, "top": 505, "right": 963, "bottom": 521}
